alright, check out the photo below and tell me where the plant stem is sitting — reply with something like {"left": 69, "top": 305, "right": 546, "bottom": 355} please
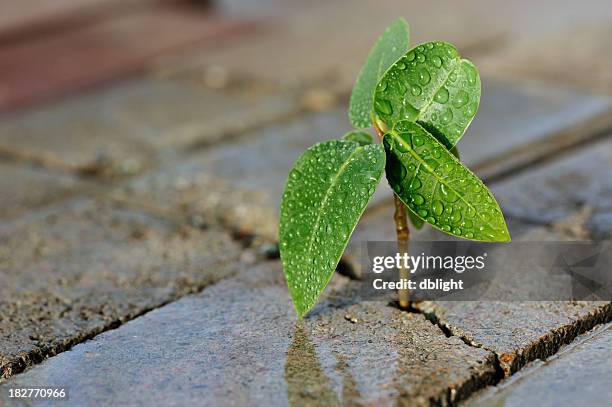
{"left": 373, "top": 119, "right": 410, "bottom": 309}
{"left": 393, "top": 194, "right": 410, "bottom": 308}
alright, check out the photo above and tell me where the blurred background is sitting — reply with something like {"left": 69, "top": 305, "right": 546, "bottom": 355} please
{"left": 1, "top": 0, "right": 611, "bottom": 112}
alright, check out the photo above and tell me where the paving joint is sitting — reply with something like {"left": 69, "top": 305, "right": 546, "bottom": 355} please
{"left": 415, "top": 301, "right": 612, "bottom": 378}
{"left": 474, "top": 108, "right": 612, "bottom": 184}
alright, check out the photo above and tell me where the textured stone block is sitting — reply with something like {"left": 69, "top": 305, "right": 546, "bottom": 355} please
{"left": 492, "top": 138, "right": 612, "bottom": 238}
{"left": 0, "top": 76, "right": 297, "bottom": 177}
{"left": 466, "top": 323, "right": 612, "bottom": 407}
{"left": 0, "top": 162, "right": 83, "bottom": 220}
{"left": 0, "top": 264, "right": 499, "bottom": 406}
{"left": 0, "top": 199, "right": 240, "bottom": 378}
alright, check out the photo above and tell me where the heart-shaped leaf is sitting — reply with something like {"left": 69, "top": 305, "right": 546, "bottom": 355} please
{"left": 374, "top": 42, "right": 480, "bottom": 148}
{"left": 280, "top": 140, "right": 385, "bottom": 316}
{"left": 383, "top": 121, "right": 509, "bottom": 242}
{"left": 349, "top": 18, "right": 410, "bottom": 128}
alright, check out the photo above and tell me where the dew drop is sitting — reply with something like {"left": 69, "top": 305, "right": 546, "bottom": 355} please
{"left": 406, "top": 52, "right": 416, "bottom": 62}
{"left": 465, "top": 232, "right": 474, "bottom": 239}
{"left": 441, "top": 225, "right": 451, "bottom": 232}
{"left": 396, "top": 61, "right": 407, "bottom": 70}
{"left": 410, "top": 85, "right": 422, "bottom": 96}
{"left": 432, "top": 148, "right": 442, "bottom": 158}
{"left": 412, "top": 134, "right": 425, "bottom": 147}
{"left": 418, "top": 69, "right": 431, "bottom": 85}
{"left": 431, "top": 55, "right": 442, "bottom": 68}
{"left": 466, "top": 103, "right": 478, "bottom": 116}
{"left": 413, "top": 194, "right": 425, "bottom": 205}
{"left": 432, "top": 200, "right": 444, "bottom": 216}
{"left": 426, "top": 216, "right": 436, "bottom": 224}
{"left": 374, "top": 99, "right": 393, "bottom": 115}
{"left": 440, "top": 184, "right": 459, "bottom": 202}
{"left": 402, "top": 101, "right": 420, "bottom": 121}
{"left": 453, "top": 90, "right": 469, "bottom": 108}
{"left": 409, "top": 177, "right": 422, "bottom": 190}
{"left": 434, "top": 87, "right": 449, "bottom": 104}
{"left": 466, "top": 65, "right": 478, "bottom": 85}
{"left": 451, "top": 211, "right": 462, "bottom": 224}
{"left": 416, "top": 53, "right": 426, "bottom": 63}
{"left": 379, "top": 81, "right": 388, "bottom": 91}
{"left": 418, "top": 209, "right": 428, "bottom": 217}
{"left": 440, "top": 108, "right": 454, "bottom": 124}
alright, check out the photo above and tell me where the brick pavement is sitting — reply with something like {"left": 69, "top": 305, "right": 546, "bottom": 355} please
{"left": 0, "top": 1, "right": 611, "bottom": 405}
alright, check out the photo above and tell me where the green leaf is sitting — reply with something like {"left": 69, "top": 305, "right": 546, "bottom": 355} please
{"left": 383, "top": 121, "right": 510, "bottom": 242}
{"left": 349, "top": 18, "right": 410, "bottom": 128}
{"left": 280, "top": 140, "right": 386, "bottom": 316}
{"left": 407, "top": 145, "right": 458, "bottom": 230}
{"left": 374, "top": 42, "right": 481, "bottom": 148}
{"left": 342, "top": 130, "right": 373, "bottom": 145}
{"left": 407, "top": 206, "right": 424, "bottom": 229}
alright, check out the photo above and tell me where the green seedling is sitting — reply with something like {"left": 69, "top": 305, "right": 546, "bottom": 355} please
{"left": 279, "top": 18, "right": 510, "bottom": 317}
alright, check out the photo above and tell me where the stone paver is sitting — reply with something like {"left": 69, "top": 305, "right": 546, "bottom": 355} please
{"left": 0, "top": 76, "right": 298, "bottom": 177}
{"left": 348, "top": 206, "right": 612, "bottom": 376}
{"left": 465, "top": 323, "right": 612, "bottom": 407}
{"left": 0, "top": 263, "right": 500, "bottom": 406}
{"left": 0, "top": 199, "right": 240, "bottom": 379}
{"left": 493, "top": 137, "right": 612, "bottom": 238}
{"left": 110, "top": 108, "right": 347, "bottom": 241}
{"left": 0, "top": 162, "right": 84, "bottom": 220}
{"left": 111, "top": 81, "right": 610, "bottom": 242}
{"left": 416, "top": 301, "right": 611, "bottom": 376}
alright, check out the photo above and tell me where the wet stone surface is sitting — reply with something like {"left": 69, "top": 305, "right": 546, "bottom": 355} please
{"left": 346, "top": 204, "right": 612, "bottom": 377}
{"left": 0, "top": 263, "right": 499, "bottom": 407}
{"left": 0, "top": 76, "right": 297, "bottom": 177}
{"left": 465, "top": 323, "right": 612, "bottom": 407}
{"left": 0, "top": 162, "right": 85, "bottom": 220}
{"left": 0, "top": 199, "right": 240, "bottom": 379}
{"left": 493, "top": 137, "right": 612, "bottom": 238}
{"left": 112, "top": 108, "right": 355, "bottom": 241}
{"left": 415, "top": 301, "right": 611, "bottom": 376}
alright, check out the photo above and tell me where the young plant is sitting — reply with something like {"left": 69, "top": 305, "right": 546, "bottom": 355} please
{"left": 279, "top": 18, "right": 510, "bottom": 317}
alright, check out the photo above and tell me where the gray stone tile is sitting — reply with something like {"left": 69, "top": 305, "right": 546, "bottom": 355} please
{"left": 346, "top": 204, "right": 612, "bottom": 376}
{"left": 465, "top": 323, "right": 612, "bottom": 407}
{"left": 458, "top": 81, "right": 610, "bottom": 172}
{"left": 112, "top": 108, "right": 353, "bottom": 241}
{"left": 0, "top": 199, "right": 240, "bottom": 379}
{"left": 0, "top": 264, "right": 499, "bottom": 406}
{"left": 416, "top": 301, "right": 611, "bottom": 376}
{"left": 0, "top": 76, "right": 298, "bottom": 177}
{"left": 492, "top": 137, "right": 612, "bottom": 237}
{"left": 0, "top": 162, "right": 84, "bottom": 220}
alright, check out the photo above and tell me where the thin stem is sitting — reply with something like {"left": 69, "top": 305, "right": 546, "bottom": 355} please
{"left": 393, "top": 195, "right": 410, "bottom": 308}
{"left": 373, "top": 119, "right": 410, "bottom": 309}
